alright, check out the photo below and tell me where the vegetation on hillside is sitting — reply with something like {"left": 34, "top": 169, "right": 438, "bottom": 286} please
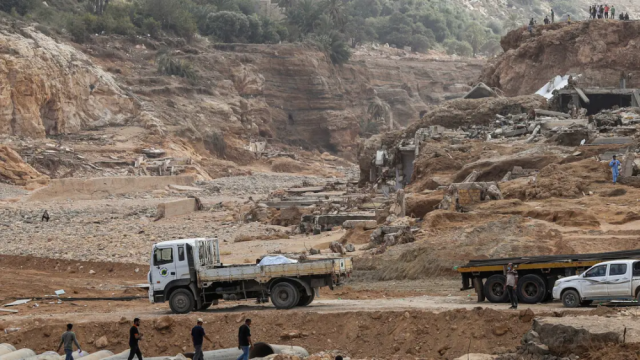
{"left": 3, "top": 0, "right": 508, "bottom": 65}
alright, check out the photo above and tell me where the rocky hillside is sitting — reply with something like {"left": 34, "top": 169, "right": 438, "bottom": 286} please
{"left": 478, "top": 20, "right": 640, "bottom": 96}
{"left": 0, "top": 25, "right": 483, "bottom": 162}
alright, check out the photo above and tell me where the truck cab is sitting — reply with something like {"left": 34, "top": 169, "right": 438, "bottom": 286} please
{"left": 552, "top": 259, "right": 640, "bottom": 307}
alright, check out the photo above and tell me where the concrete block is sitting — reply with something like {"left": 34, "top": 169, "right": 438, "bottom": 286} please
{"left": 342, "top": 220, "right": 377, "bottom": 230}
{"left": 157, "top": 198, "right": 198, "bottom": 219}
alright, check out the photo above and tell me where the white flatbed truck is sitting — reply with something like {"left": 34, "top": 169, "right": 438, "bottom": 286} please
{"left": 148, "top": 238, "right": 352, "bottom": 313}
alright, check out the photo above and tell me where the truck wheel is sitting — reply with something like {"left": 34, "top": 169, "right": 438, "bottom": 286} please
{"left": 169, "top": 289, "right": 195, "bottom": 314}
{"left": 483, "top": 275, "right": 509, "bottom": 303}
{"left": 561, "top": 289, "right": 581, "bottom": 308}
{"left": 517, "top": 274, "right": 547, "bottom": 304}
{"left": 271, "top": 283, "right": 299, "bottom": 309}
{"left": 297, "top": 290, "right": 315, "bottom": 306}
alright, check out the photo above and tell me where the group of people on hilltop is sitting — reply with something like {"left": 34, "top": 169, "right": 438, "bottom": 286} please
{"left": 589, "top": 5, "right": 630, "bottom": 20}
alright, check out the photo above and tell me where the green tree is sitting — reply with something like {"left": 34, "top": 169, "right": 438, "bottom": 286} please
{"left": 1, "top": 0, "right": 39, "bottom": 15}
{"left": 144, "top": 0, "right": 197, "bottom": 40}
{"left": 322, "top": 0, "right": 346, "bottom": 29}
{"left": 349, "top": 0, "right": 381, "bottom": 19}
{"left": 247, "top": 14, "right": 263, "bottom": 43}
{"left": 503, "top": 12, "right": 521, "bottom": 32}
{"left": 486, "top": 19, "right": 503, "bottom": 35}
{"left": 286, "top": 0, "right": 322, "bottom": 37}
{"left": 463, "top": 22, "right": 487, "bottom": 56}
{"left": 203, "top": 11, "right": 250, "bottom": 42}
{"left": 410, "top": 34, "right": 432, "bottom": 52}
{"left": 310, "top": 30, "right": 351, "bottom": 65}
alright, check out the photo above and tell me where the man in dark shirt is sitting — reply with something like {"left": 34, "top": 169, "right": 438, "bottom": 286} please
{"left": 128, "top": 318, "right": 143, "bottom": 360}
{"left": 236, "top": 319, "right": 252, "bottom": 360}
{"left": 191, "top": 318, "right": 212, "bottom": 360}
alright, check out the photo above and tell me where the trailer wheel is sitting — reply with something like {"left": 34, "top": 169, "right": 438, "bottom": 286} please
{"left": 561, "top": 289, "right": 581, "bottom": 308}
{"left": 483, "top": 275, "right": 509, "bottom": 303}
{"left": 169, "top": 289, "right": 195, "bottom": 314}
{"left": 271, "top": 283, "right": 300, "bottom": 309}
{"left": 517, "top": 274, "right": 547, "bottom": 304}
{"left": 297, "top": 290, "right": 315, "bottom": 307}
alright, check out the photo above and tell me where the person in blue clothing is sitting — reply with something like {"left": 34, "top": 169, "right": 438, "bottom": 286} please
{"left": 610, "top": 155, "right": 621, "bottom": 184}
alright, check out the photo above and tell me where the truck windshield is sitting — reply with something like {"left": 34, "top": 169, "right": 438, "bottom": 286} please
{"left": 154, "top": 248, "right": 173, "bottom": 266}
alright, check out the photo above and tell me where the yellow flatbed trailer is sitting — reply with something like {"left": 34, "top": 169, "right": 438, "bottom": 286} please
{"left": 456, "top": 249, "right": 640, "bottom": 304}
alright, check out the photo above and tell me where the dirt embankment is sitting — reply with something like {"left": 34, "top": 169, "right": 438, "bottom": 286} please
{"left": 0, "top": 308, "right": 530, "bottom": 359}
{"left": 480, "top": 21, "right": 640, "bottom": 96}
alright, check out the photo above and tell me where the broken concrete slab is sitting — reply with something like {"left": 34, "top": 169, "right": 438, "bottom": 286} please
{"left": 301, "top": 213, "right": 376, "bottom": 231}
{"left": 622, "top": 153, "right": 636, "bottom": 177}
{"left": 342, "top": 220, "right": 378, "bottom": 230}
{"left": 168, "top": 185, "right": 205, "bottom": 192}
{"left": 156, "top": 198, "right": 199, "bottom": 219}
{"left": 535, "top": 109, "right": 570, "bottom": 118}
{"left": 286, "top": 186, "right": 325, "bottom": 193}
{"left": 589, "top": 137, "right": 634, "bottom": 145}
{"left": 463, "top": 82, "right": 497, "bottom": 99}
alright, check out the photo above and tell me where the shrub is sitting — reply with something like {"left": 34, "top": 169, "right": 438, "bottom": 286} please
{"left": 206, "top": 131, "right": 227, "bottom": 157}
{"left": 443, "top": 38, "right": 473, "bottom": 57}
{"left": 67, "top": 15, "right": 90, "bottom": 43}
{"left": 156, "top": 52, "right": 197, "bottom": 80}
{"left": 142, "top": 17, "right": 161, "bottom": 37}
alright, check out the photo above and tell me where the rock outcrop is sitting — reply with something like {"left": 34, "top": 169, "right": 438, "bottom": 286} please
{"left": 0, "top": 27, "right": 136, "bottom": 138}
{"left": 479, "top": 21, "right": 640, "bottom": 96}
{"left": 0, "top": 145, "right": 48, "bottom": 186}
{"left": 0, "top": 26, "right": 484, "bottom": 160}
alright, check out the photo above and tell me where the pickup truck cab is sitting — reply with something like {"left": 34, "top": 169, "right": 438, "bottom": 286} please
{"left": 552, "top": 259, "right": 640, "bottom": 307}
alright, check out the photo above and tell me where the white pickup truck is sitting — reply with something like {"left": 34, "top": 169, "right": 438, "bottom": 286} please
{"left": 148, "top": 238, "right": 352, "bottom": 313}
{"left": 552, "top": 259, "right": 640, "bottom": 307}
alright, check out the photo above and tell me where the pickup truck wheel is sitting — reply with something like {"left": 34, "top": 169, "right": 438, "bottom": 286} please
{"left": 297, "top": 290, "right": 315, "bottom": 306}
{"left": 271, "top": 283, "right": 299, "bottom": 309}
{"left": 483, "top": 275, "right": 509, "bottom": 303}
{"left": 169, "top": 289, "right": 195, "bottom": 314}
{"left": 561, "top": 289, "right": 581, "bottom": 308}
{"left": 517, "top": 274, "right": 547, "bottom": 304}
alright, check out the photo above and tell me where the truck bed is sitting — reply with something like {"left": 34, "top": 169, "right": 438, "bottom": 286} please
{"left": 197, "top": 258, "right": 352, "bottom": 283}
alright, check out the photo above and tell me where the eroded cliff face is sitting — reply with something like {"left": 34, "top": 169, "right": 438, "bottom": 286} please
{"left": 479, "top": 21, "right": 640, "bottom": 96}
{"left": 0, "top": 28, "right": 136, "bottom": 138}
{"left": 0, "top": 27, "right": 484, "bottom": 159}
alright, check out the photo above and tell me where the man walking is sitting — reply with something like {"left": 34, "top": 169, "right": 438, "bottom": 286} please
{"left": 611, "top": 5, "right": 615, "bottom": 19}
{"left": 192, "top": 318, "right": 212, "bottom": 360}
{"left": 551, "top": 9, "right": 555, "bottom": 23}
{"left": 128, "top": 318, "right": 143, "bottom": 360}
{"left": 57, "top": 324, "right": 81, "bottom": 360}
{"left": 236, "top": 319, "right": 253, "bottom": 360}
{"left": 504, "top": 263, "right": 518, "bottom": 309}
{"left": 605, "top": 4, "right": 609, "bottom": 19}
{"left": 610, "top": 155, "right": 621, "bottom": 184}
